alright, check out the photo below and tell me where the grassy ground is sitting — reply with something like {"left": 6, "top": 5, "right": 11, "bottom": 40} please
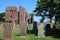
{"left": 0, "top": 26, "right": 60, "bottom": 40}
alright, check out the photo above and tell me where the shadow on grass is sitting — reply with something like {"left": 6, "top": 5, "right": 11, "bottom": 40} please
{"left": 44, "top": 24, "right": 60, "bottom": 39}
{"left": 27, "top": 29, "right": 38, "bottom": 36}
{"left": 52, "top": 29, "right": 60, "bottom": 38}
{"left": 45, "top": 28, "right": 60, "bottom": 39}
{"left": 16, "top": 34, "right": 20, "bottom": 36}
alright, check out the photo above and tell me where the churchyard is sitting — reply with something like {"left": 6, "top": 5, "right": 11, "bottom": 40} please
{"left": 0, "top": 6, "right": 60, "bottom": 40}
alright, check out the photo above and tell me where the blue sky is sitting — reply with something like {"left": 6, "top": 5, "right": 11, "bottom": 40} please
{"left": 0, "top": 0, "right": 37, "bottom": 13}
{"left": 0, "top": 0, "right": 50, "bottom": 22}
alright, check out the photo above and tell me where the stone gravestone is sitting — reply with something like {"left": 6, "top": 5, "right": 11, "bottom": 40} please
{"left": 4, "top": 6, "right": 13, "bottom": 40}
{"left": 19, "top": 6, "right": 27, "bottom": 36}
{"left": 4, "top": 21, "right": 13, "bottom": 40}
{"left": 38, "top": 23, "right": 45, "bottom": 37}
{"left": 27, "top": 14, "right": 33, "bottom": 31}
{"left": 28, "top": 24, "right": 33, "bottom": 30}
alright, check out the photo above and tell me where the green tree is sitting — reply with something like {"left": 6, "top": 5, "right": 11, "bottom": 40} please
{"left": 0, "top": 12, "right": 5, "bottom": 22}
{"left": 34, "top": 0, "right": 47, "bottom": 23}
{"left": 34, "top": 0, "right": 60, "bottom": 23}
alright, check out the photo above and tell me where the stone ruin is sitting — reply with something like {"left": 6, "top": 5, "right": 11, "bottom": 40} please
{"left": 6, "top": 6, "right": 18, "bottom": 24}
{"left": 4, "top": 6, "right": 34, "bottom": 40}
{"left": 3, "top": 6, "right": 49, "bottom": 40}
{"left": 5, "top": 6, "right": 33, "bottom": 28}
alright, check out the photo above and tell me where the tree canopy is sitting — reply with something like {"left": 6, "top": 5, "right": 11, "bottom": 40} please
{"left": 34, "top": 0, "right": 60, "bottom": 23}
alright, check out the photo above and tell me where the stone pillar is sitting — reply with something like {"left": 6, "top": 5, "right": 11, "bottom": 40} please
{"left": 19, "top": 6, "right": 27, "bottom": 36}
{"left": 38, "top": 23, "right": 45, "bottom": 37}
{"left": 4, "top": 22, "right": 13, "bottom": 40}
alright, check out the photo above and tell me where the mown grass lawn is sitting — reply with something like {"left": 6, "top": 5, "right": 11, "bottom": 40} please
{"left": 0, "top": 26, "right": 60, "bottom": 40}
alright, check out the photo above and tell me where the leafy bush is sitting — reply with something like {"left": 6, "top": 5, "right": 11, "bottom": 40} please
{"left": 54, "top": 22, "right": 60, "bottom": 29}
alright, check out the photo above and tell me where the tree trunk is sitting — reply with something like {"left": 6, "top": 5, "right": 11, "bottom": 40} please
{"left": 50, "top": 18, "right": 52, "bottom": 28}
{"left": 40, "top": 16, "right": 45, "bottom": 23}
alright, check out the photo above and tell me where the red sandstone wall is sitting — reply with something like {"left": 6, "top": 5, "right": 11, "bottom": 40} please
{"left": 6, "top": 6, "right": 18, "bottom": 24}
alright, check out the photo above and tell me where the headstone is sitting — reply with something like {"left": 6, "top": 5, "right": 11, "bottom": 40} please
{"left": 19, "top": 6, "right": 27, "bottom": 36}
{"left": 4, "top": 6, "right": 13, "bottom": 40}
{"left": 4, "top": 22, "right": 13, "bottom": 40}
{"left": 28, "top": 24, "right": 33, "bottom": 30}
{"left": 38, "top": 23, "right": 45, "bottom": 37}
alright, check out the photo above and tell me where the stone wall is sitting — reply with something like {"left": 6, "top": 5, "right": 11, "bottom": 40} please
{"left": 6, "top": 6, "right": 33, "bottom": 26}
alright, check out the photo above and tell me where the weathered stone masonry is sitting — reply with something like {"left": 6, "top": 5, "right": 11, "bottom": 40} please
{"left": 6, "top": 6, "right": 18, "bottom": 25}
{"left": 19, "top": 6, "right": 27, "bottom": 36}
{"left": 5, "top": 6, "right": 33, "bottom": 36}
